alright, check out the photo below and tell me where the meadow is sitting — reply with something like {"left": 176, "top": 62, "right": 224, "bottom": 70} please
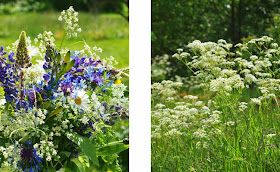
{"left": 0, "top": 12, "right": 129, "bottom": 68}
{"left": 151, "top": 37, "right": 280, "bottom": 171}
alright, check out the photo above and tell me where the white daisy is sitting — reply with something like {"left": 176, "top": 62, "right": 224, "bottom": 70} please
{"left": 27, "top": 46, "right": 39, "bottom": 58}
{"left": 70, "top": 90, "right": 90, "bottom": 110}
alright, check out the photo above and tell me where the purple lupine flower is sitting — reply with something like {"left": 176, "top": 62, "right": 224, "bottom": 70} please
{"left": 43, "top": 62, "right": 51, "bottom": 70}
{"left": 8, "top": 52, "right": 16, "bottom": 62}
{"left": 0, "top": 46, "right": 7, "bottom": 56}
{"left": 43, "top": 73, "right": 51, "bottom": 82}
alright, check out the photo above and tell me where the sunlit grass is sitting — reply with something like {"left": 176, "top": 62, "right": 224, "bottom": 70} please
{"left": 0, "top": 12, "right": 129, "bottom": 68}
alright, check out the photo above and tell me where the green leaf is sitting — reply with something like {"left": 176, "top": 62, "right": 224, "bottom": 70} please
{"left": 56, "top": 53, "right": 62, "bottom": 66}
{"left": 5, "top": 103, "right": 14, "bottom": 116}
{"left": 0, "top": 86, "right": 4, "bottom": 99}
{"left": 78, "top": 155, "right": 90, "bottom": 170}
{"left": 61, "top": 59, "right": 75, "bottom": 75}
{"left": 46, "top": 167, "right": 56, "bottom": 172}
{"left": 60, "top": 151, "right": 71, "bottom": 158}
{"left": 71, "top": 158, "right": 84, "bottom": 172}
{"left": 71, "top": 155, "right": 90, "bottom": 172}
{"left": 65, "top": 132, "right": 99, "bottom": 167}
{"left": 58, "top": 151, "right": 71, "bottom": 164}
{"left": 36, "top": 92, "right": 43, "bottom": 102}
{"left": 61, "top": 161, "right": 80, "bottom": 172}
{"left": 52, "top": 59, "right": 75, "bottom": 88}
{"left": 0, "top": 167, "right": 10, "bottom": 172}
{"left": 96, "top": 141, "right": 129, "bottom": 156}
{"left": 43, "top": 100, "right": 51, "bottom": 109}
{"left": 64, "top": 51, "right": 70, "bottom": 64}
{"left": 19, "top": 132, "right": 30, "bottom": 143}
{"left": 48, "top": 106, "right": 63, "bottom": 118}
{"left": 0, "top": 138, "right": 6, "bottom": 147}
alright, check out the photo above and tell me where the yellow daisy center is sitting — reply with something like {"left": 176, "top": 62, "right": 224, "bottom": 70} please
{"left": 28, "top": 50, "right": 31, "bottom": 54}
{"left": 74, "top": 96, "right": 82, "bottom": 105}
{"left": 114, "top": 79, "right": 121, "bottom": 85}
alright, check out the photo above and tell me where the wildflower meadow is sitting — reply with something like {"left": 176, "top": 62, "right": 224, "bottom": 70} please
{"left": 0, "top": 6, "right": 129, "bottom": 172}
{"left": 151, "top": 37, "right": 280, "bottom": 171}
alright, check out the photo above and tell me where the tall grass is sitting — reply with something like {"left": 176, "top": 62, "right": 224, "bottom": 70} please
{"left": 152, "top": 37, "right": 280, "bottom": 171}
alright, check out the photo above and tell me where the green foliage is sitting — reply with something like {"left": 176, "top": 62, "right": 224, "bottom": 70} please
{"left": 268, "top": 14, "right": 280, "bottom": 46}
{"left": 71, "top": 155, "right": 90, "bottom": 172}
{"left": 64, "top": 132, "right": 128, "bottom": 172}
{"left": 96, "top": 141, "right": 129, "bottom": 156}
{"left": 65, "top": 132, "right": 99, "bottom": 167}
{"left": 152, "top": 38, "right": 280, "bottom": 171}
{"left": 152, "top": 0, "right": 280, "bottom": 80}
{"left": 152, "top": 0, "right": 228, "bottom": 56}
{"left": 0, "top": 0, "right": 43, "bottom": 14}
{"left": 0, "top": 0, "right": 129, "bottom": 15}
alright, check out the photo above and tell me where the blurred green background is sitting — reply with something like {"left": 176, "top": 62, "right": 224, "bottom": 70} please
{"left": 0, "top": 0, "right": 129, "bottom": 171}
{"left": 0, "top": 0, "right": 129, "bottom": 69}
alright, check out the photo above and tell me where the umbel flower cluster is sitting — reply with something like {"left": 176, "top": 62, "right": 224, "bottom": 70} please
{"left": 173, "top": 36, "right": 280, "bottom": 99}
{"left": 152, "top": 36, "right": 280, "bottom": 171}
{"left": 0, "top": 7, "right": 128, "bottom": 172}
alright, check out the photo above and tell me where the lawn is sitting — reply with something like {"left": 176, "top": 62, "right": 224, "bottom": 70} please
{"left": 0, "top": 12, "right": 129, "bottom": 68}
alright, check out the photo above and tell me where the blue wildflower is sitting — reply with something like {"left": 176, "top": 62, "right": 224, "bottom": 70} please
{"left": 0, "top": 46, "right": 7, "bottom": 56}
{"left": 18, "top": 142, "right": 42, "bottom": 172}
{"left": 8, "top": 52, "right": 16, "bottom": 62}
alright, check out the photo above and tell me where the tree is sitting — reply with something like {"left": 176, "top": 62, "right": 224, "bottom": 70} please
{"left": 85, "top": 0, "right": 129, "bottom": 21}
{"left": 152, "top": 0, "right": 280, "bottom": 57}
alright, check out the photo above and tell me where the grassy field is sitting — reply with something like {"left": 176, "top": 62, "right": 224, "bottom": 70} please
{"left": 0, "top": 12, "right": 129, "bottom": 68}
{"left": 151, "top": 39, "right": 280, "bottom": 171}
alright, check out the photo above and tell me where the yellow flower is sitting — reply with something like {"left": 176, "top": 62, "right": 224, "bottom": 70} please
{"left": 114, "top": 78, "right": 121, "bottom": 85}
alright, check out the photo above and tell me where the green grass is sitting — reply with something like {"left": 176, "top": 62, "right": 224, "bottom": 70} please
{"left": 152, "top": 90, "right": 280, "bottom": 172}
{"left": 152, "top": 37, "right": 280, "bottom": 171}
{"left": 0, "top": 12, "right": 129, "bottom": 68}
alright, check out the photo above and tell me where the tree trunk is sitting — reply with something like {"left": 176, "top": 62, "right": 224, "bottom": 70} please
{"left": 238, "top": 0, "right": 242, "bottom": 42}
{"left": 231, "top": 0, "right": 236, "bottom": 43}
{"left": 87, "top": 0, "right": 107, "bottom": 16}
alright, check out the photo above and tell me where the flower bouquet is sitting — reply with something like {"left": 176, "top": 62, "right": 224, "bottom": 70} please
{"left": 0, "top": 7, "right": 129, "bottom": 172}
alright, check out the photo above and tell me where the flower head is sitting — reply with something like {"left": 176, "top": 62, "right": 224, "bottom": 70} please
{"left": 27, "top": 46, "right": 39, "bottom": 58}
{"left": 58, "top": 6, "right": 82, "bottom": 38}
{"left": 70, "top": 89, "right": 90, "bottom": 110}
{"left": 18, "top": 142, "right": 42, "bottom": 172}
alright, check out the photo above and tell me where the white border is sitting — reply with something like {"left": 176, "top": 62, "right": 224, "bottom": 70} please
{"left": 129, "top": 0, "right": 151, "bottom": 171}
